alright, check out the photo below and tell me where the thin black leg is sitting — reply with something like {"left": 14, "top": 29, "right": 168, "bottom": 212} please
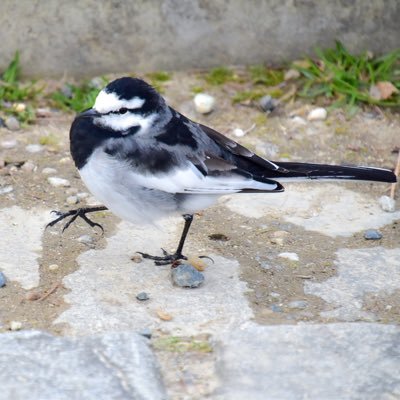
{"left": 138, "top": 214, "right": 194, "bottom": 265}
{"left": 46, "top": 206, "right": 108, "bottom": 232}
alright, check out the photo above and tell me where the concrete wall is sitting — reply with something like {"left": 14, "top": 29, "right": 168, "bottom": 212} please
{"left": 1, "top": 0, "right": 399, "bottom": 78}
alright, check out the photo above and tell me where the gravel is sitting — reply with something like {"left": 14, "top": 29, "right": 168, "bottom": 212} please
{"left": 136, "top": 292, "right": 150, "bottom": 301}
{"left": 48, "top": 177, "right": 71, "bottom": 187}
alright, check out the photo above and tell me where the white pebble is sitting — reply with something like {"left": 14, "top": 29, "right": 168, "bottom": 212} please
{"left": 194, "top": 93, "right": 215, "bottom": 114}
{"left": 0, "top": 185, "right": 13, "bottom": 195}
{"left": 290, "top": 116, "right": 307, "bottom": 126}
{"left": 1, "top": 139, "right": 17, "bottom": 149}
{"left": 14, "top": 103, "right": 26, "bottom": 113}
{"left": 59, "top": 157, "right": 72, "bottom": 164}
{"left": 10, "top": 321, "right": 22, "bottom": 331}
{"left": 48, "top": 177, "right": 71, "bottom": 187}
{"left": 307, "top": 107, "right": 328, "bottom": 121}
{"left": 278, "top": 252, "right": 299, "bottom": 262}
{"left": 378, "top": 195, "right": 396, "bottom": 213}
{"left": 21, "top": 161, "right": 36, "bottom": 172}
{"left": 65, "top": 187, "right": 78, "bottom": 195}
{"left": 48, "top": 264, "right": 59, "bottom": 271}
{"left": 77, "top": 192, "right": 89, "bottom": 200}
{"left": 284, "top": 69, "right": 301, "bottom": 80}
{"left": 42, "top": 167, "right": 57, "bottom": 175}
{"left": 233, "top": 128, "right": 246, "bottom": 137}
{"left": 26, "top": 144, "right": 44, "bottom": 153}
{"left": 66, "top": 195, "right": 79, "bottom": 205}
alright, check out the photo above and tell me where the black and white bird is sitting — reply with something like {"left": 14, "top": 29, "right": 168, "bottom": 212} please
{"left": 49, "top": 77, "right": 397, "bottom": 264}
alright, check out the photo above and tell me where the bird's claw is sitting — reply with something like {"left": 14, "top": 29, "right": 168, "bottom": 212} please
{"left": 46, "top": 206, "right": 107, "bottom": 233}
{"left": 137, "top": 249, "right": 187, "bottom": 266}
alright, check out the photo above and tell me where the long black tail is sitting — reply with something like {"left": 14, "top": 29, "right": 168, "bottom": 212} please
{"left": 272, "top": 162, "right": 397, "bottom": 183}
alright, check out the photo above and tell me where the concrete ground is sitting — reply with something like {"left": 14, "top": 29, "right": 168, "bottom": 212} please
{"left": 0, "top": 72, "right": 399, "bottom": 399}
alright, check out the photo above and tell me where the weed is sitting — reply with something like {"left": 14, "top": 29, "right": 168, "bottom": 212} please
{"left": 51, "top": 78, "right": 108, "bottom": 113}
{"left": 249, "top": 65, "right": 284, "bottom": 86}
{"left": 295, "top": 41, "right": 400, "bottom": 107}
{"left": 205, "top": 66, "right": 236, "bottom": 85}
{"left": 0, "top": 51, "right": 41, "bottom": 123}
{"left": 233, "top": 90, "right": 264, "bottom": 104}
{"left": 146, "top": 71, "right": 171, "bottom": 92}
{"left": 153, "top": 336, "right": 213, "bottom": 353}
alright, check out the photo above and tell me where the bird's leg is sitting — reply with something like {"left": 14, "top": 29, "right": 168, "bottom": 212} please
{"left": 138, "top": 214, "right": 193, "bottom": 265}
{"left": 46, "top": 206, "right": 108, "bottom": 232}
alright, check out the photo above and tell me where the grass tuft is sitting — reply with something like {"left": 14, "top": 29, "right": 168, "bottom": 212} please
{"left": 51, "top": 78, "right": 108, "bottom": 113}
{"left": 294, "top": 40, "right": 400, "bottom": 108}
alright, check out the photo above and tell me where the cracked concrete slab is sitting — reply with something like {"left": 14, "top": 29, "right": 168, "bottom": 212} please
{"left": 305, "top": 247, "right": 400, "bottom": 321}
{"left": 0, "top": 206, "right": 50, "bottom": 289}
{"left": 55, "top": 220, "right": 253, "bottom": 336}
{"left": 0, "top": 330, "right": 166, "bottom": 400}
{"left": 225, "top": 184, "right": 400, "bottom": 237}
{"left": 215, "top": 322, "right": 400, "bottom": 400}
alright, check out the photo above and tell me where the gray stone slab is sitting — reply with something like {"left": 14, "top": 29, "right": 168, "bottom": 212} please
{"left": 215, "top": 323, "right": 400, "bottom": 400}
{"left": 0, "top": 330, "right": 167, "bottom": 400}
{"left": 1, "top": 1, "right": 399, "bottom": 77}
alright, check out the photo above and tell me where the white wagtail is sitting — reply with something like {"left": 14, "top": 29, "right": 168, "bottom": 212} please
{"left": 48, "top": 77, "right": 397, "bottom": 264}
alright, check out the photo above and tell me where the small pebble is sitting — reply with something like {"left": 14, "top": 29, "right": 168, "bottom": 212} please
{"left": 0, "top": 185, "right": 13, "bottom": 195}
{"left": 5, "top": 116, "right": 20, "bottom": 131}
{"left": 233, "top": 128, "right": 246, "bottom": 138}
{"left": 10, "top": 321, "right": 22, "bottom": 331}
{"left": 287, "top": 300, "right": 308, "bottom": 309}
{"left": 77, "top": 235, "right": 96, "bottom": 248}
{"left": 48, "top": 176, "right": 71, "bottom": 187}
{"left": 36, "top": 107, "right": 52, "bottom": 118}
{"left": 270, "top": 304, "right": 283, "bottom": 313}
{"left": 307, "top": 107, "right": 328, "bottom": 121}
{"left": 0, "top": 271, "right": 6, "bottom": 287}
{"left": 1, "top": 139, "right": 17, "bottom": 149}
{"left": 13, "top": 103, "right": 26, "bottom": 113}
{"left": 59, "top": 157, "right": 72, "bottom": 164}
{"left": 364, "top": 229, "right": 382, "bottom": 240}
{"left": 284, "top": 69, "right": 301, "bottom": 80}
{"left": 259, "top": 95, "right": 277, "bottom": 112}
{"left": 378, "top": 195, "right": 396, "bottom": 213}
{"left": 66, "top": 195, "right": 79, "bottom": 205}
{"left": 21, "top": 161, "right": 36, "bottom": 172}
{"left": 278, "top": 252, "right": 299, "bottom": 262}
{"left": 42, "top": 167, "right": 57, "bottom": 175}
{"left": 290, "top": 116, "right": 307, "bottom": 126}
{"left": 61, "top": 84, "right": 73, "bottom": 98}
{"left": 131, "top": 254, "right": 143, "bottom": 263}
{"left": 194, "top": 93, "right": 215, "bottom": 114}
{"left": 48, "top": 264, "right": 59, "bottom": 271}
{"left": 208, "top": 233, "right": 229, "bottom": 241}
{"left": 138, "top": 328, "right": 152, "bottom": 339}
{"left": 171, "top": 264, "right": 205, "bottom": 288}
{"left": 270, "top": 292, "right": 281, "bottom": 298}
{"left": 26, "top": 144, "right": 44, "bottom": 153}
{"left": 136, "top": 292, "right": 150, "bottom": 301}
{"left": 77, "top": 192, "right": 89, "bottom": 200}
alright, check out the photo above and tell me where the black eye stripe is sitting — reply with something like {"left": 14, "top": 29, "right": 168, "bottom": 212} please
{"left": 105, "top": 107, "right": 140, "bottom": 115}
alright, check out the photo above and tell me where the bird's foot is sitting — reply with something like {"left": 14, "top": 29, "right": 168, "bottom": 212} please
{"left": 46, "top": 206, "right": 107, "bottom": 232}
{"left": 137, "top": 248, "right": 187, "bottom": 266}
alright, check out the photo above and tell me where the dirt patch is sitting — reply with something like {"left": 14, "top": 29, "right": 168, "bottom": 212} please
{"left": 0, "top": 72, "right": 399, "bottom": 334}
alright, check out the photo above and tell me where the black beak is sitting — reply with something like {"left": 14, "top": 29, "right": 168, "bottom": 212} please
{"left": 78, "top": 108, "right": 101, "bottom": 118}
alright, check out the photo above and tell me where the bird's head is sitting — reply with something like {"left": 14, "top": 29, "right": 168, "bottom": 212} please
{"left": 78, "top": 77, "right": 167, "bottom": 135}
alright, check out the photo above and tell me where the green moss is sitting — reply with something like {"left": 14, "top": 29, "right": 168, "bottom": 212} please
{"left": 249, "top": 65, "right": 284, "bottom": 86}
{"left": 205, "top": 67, "right": 235, "bottom": 85}
{"left": 153, "top": 336, "right": 213, "bottom": 353}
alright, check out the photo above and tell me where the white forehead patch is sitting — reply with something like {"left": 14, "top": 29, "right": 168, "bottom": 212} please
{"left": 94, "top": 90, "right": 145, "bottom": 114}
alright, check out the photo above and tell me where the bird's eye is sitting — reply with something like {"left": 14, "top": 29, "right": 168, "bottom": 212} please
{"left": 119, "top": 108, "right": 128, "bottom": 114}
